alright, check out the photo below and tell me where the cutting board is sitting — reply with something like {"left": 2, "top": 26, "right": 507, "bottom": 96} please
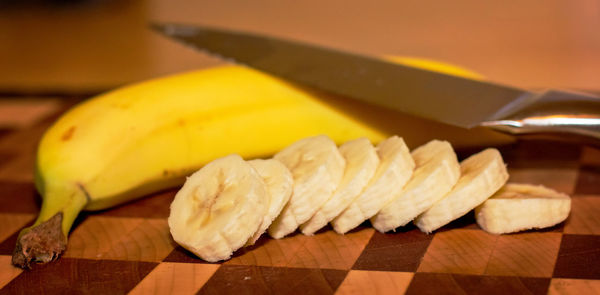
{"left": 0, "top": 97, "right": 598, "bottom": 295}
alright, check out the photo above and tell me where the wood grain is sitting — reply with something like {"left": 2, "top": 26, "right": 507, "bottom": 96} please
{"left": 352, "top": 228, "right": 433, "bottom": 272}
{"left": 0, "top": 213, "right": 33, "bottom": 243}
{"left": 548, "top": 279, "right": 600, "bottom": 295}
{"left": 0, "top": 153, "right": 37, "bottom": 182}
{"left": 575, "top": 166, "right": 600, "bottom": 195}
{"left": 507, "top": 168, "right": 579, "bottom": 195}
{"left": 406, "top": 273, "right": 550, "bottom": 295}
{"left": 0, "top": 256, "right": 23, "bottom": 289}
{"left": 63, "top": 217, "right": 175, "bottom": 262}
{"left": 336, "top": 270, "right": 413, "bottom": 295}
{"left": 553, "top": 234, "right": 600, "bottom": 280}
{"left": 0, "top": 119, "right": 53, "bottom": 155}
{"left": 1, "top": 258, "right": 158, "bottom": 294}
{"left": 417, "top": 229, "right": 498, "bottom": 275}
{"left": 0, "top": 182, "right": 40, "bottom": 214}
{"left": 226, "top": 227, "right": 373, "bottom": 269}
{"left": 0, "top": 120, "right": 56, "bottom": 182}
{"left": 101, "top": 190, "right": 176, "bottom": 219}
{"left": 564, "top": 197, "right": 600, "bottom": 235}
{"left": 0, "top": 97, "right": 598, "bottom": 294}
{"left": 197, "top": 265, "right": 347, "bottom": 295}
{"left": 128, "top": 262, "right": 220, "bottom": 295}
{"left": 0, "top": 99, "right": 61, "bottom": 129}
{"left": 485, "top": 232, "right": 562, "bottom": 277}
{"left": 581, "top": 147, "right": 600, "bottom": 167}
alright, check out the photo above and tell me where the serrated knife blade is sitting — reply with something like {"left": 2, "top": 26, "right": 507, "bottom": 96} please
{"left": 151, "top": 22, "right": 600, "bottom": 141}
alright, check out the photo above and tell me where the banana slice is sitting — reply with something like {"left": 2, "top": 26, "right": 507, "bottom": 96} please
{"left": 414, "top": 148, "right": 508, "bottom": 233}
{"left": 475, "top": 183, "right": 571, "bottom": 234}
{"left": 168, "top": 154, "right": 268, "bottom": 262}
{"left": 300, "top": 138, "right": 379, "bottom": 235}
{"left": 331, "top": 136, "right": 415, "bottom": 234}
{"left": 268, "top": 135, "right": 345, "bottom": 239}
{"left": 371, "top": 140, "right": 460, "bottom": 232}
{"left": 246, "top": 159, "right": 293, "bottom": 245}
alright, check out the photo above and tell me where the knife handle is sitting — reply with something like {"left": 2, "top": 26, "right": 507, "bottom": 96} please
{"left": 480, "top": 90, "right": 600, "bottom": 143}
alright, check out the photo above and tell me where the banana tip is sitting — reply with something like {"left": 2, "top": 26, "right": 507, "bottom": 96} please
{"left": 12, "top": 213, "right": 67, "bottom": 269}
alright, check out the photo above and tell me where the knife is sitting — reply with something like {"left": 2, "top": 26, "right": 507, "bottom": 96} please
{"left": 150, "top": 22, "right": 600, "bottom": 142}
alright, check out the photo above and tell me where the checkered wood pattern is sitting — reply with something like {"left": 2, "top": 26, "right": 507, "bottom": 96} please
{"left": 0, "top": 97, "right": 599, "bottom": 295}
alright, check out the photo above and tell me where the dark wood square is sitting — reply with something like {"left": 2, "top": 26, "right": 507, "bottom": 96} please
{"left": 575, "top": 166, "right": 600, "bottom": 195}
{"left": 495, "top": 140, "right": 582, "bottom": 169}
{"left": 163, "top": 246, "right": 220, "bottom": 265}
{"left": 197, "top": 265, "right": 347, "bottom": 295}
{"left": 352, "top": 225, "right": 432, "bottom": 272}
{"left": 0, "top": 258, "right": 157, "bottom": 294}
{"left": 581, "top": 146, "right": 600, "bottom": 167}
{"left": 553, "top": 234, "right": 600, "bottom": 279}
{"left": 435, "top": 211, "right": 479, "bottom": 232}
{"left": 406, "top": 273, "right": 550, "bottom": 295}
{"left": 100, "top": 189, "right": 176, "bottom": 218}
{"left": 0, "top": 228, "right": 29, "bottom": 256}
{"left": 0, "top": 152, "right": 16, "bottom": 170}
{"left": 0, "top": 181, "right": 39, "bottom": 214}
{"left": 0, "top": 129, "right": 13, "bottom": 141}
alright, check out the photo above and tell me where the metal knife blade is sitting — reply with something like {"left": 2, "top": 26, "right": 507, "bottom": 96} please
{"left": 150, "top": 22, "right": 600, "bottom": 140}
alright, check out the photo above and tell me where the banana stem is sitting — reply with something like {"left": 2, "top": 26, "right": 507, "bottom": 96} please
{"left": 12, "top": 183, "right": 88, "bottom": 269}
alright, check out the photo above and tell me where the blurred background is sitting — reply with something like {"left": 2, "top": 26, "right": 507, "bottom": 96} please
{"left": 1, "top": 0, "right": 599, "bottom": 94}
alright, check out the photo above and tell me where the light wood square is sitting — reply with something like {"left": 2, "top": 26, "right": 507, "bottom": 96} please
{"left": 63, "top": 216, "right": 175, "bottom": 262}
{"left": 128, "top": 262, "right": 219, "bottom": 295}
{"left": 548, "top": 278, "right": 600, "bottom": 295}
{"left": 0, "top": 255, "right": 23, "bottom": 289}
{"left": 335, "top": 270, "right": 413, "bottom": 295}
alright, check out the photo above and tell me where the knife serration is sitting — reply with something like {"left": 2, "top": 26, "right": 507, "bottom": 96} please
{"left": 151, "top": 22, "right": 536, "bottom": 128}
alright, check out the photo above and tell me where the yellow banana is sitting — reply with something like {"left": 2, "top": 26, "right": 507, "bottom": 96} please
{"left": 12, "top": 60, "right": 512, "bottom": 268}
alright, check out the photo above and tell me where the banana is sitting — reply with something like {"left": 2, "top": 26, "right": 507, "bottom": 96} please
{"left": 13, "top": 66, "right": 393, "bottom": 268}
{"left": 246, "top": 159, "right": 293, "bottom": 245}
{"left": 13, "top": 59, "right": 512, "bottom": 268}
{"left": 168, "top": 154, "right": 268, "bottom": 262}
{"left": 300, "top": 137, "right": 379, "bottom": 235}
{"left": 331, "top": 136, "right": 415, "bottom": 234}
{"left": 268, "top": 135, "right": 345, "bottom": 239}
{"left": 475, "top": 183, "right": 571, "bottom": 234}
{"left": 414, "top": 148, "right": 508, "bottom": 233}
{"left": 371, "top": 140, "right": 460, "bottom": 232}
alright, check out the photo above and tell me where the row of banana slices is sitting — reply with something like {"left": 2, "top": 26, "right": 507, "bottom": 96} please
{"left": 168, "top": 135, "right": 571, "bottom": 262}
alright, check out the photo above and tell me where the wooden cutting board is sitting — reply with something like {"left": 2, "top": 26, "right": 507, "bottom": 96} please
{"left": 0, "top": 97, "right": 598, "bottom": 295}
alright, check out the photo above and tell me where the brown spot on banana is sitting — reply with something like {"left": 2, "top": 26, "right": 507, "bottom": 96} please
{"left": 60, "top": 126, "right": 76, "bottom": 141}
